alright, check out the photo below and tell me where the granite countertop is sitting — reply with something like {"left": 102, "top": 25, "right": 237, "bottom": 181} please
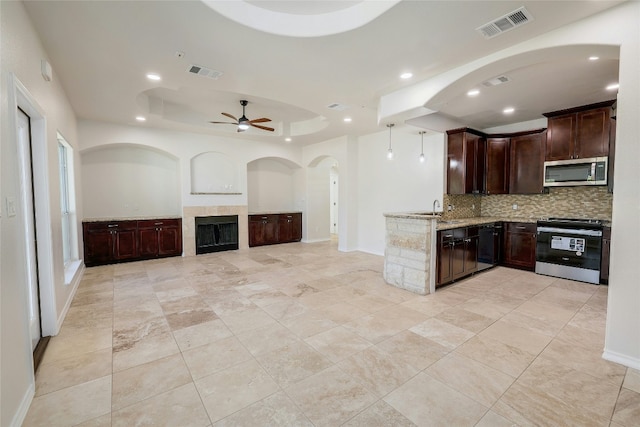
{"left": 248, "top": 211, "right": 302, "bottom": 215}
{"left": 435, "top": 216, "right": 542, "bottom": 230}
{"left": 83, "top": 215, "right": 182, "bottom": 222}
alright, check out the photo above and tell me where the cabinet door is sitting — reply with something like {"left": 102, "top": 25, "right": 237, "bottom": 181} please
{"left": 546, "top": 114, "right": 576, "bottom": 161}
{"left": 249, "top": 217, "right": 266, "bottom": 247}
{"left": 576, "top": 107, "right": 611, "bottom": 158}
{"left": 509, "top": 132, "right": 545, "bottom": 194}
{"left": 291, "top": 213, "right": 302, "bottom": 241}
{"left": 447, "top": 131, "right": 466, "bottom": 195}
{"left": 278, "top": 215, "right": 295, "bottom": 242}
{"left": 158, "top": 226, "right": 181, "bottom": 256}
{"left": 437, "top": 242, "right": 452, "bottom": 286}
{"left": 138, "top": 227, "right": 159, "bottom": 257}
{"left": 503, "top": 224, "right": 536, "bottom": 270}
{"left": 464, "top": 235, "right": 479, "bottom": 275}
{"left": 114, "top": 228, "right": 137, "bottom": 260}
{"left": 451, "top": 240, "right": 466, "bottom": 280}
{"left": 600, "top": 227, "right": 611, "bottom": 283}
{"left": 486, "top": 138, "right": 510, "bottom": 194}
{"left": 84, "top": 227, "right": 114, "bottom": 266}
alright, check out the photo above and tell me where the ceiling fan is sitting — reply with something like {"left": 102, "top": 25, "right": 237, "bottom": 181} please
{"left": 209, "top": 100, "right": 274, "bottom": 132}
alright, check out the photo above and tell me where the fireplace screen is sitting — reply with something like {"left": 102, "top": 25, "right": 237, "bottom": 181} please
{"left": 195, "top": 215, "right": 239, "bottom": 254}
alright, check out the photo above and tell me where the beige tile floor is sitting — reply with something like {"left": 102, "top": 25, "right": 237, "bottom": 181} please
{"left": 24, "top": 240, "right": 640, "bottom": 426}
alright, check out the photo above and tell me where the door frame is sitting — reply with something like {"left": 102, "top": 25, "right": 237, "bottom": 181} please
{"left": 10, "top": 74, "right": 57, "bottom": 341}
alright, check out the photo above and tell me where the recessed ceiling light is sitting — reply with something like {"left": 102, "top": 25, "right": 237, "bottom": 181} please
{"left": 467, "top": 89, "right": 480, "bottom": 97}
{"left": 146, "top": 73, "right": 161, "bottom": 81}
{"left": 400, "top": 72, "right": 413, "bottom": 79}
{"left": 606, "top": 83, "right": 619, "bottom": 91}
{"left": 135, "top": 116, "right": 146, "bottom": 122}
{"left": 285, "top": 137, "right": 292, "bottom": 142}
{"left": 343, "top": 117, "right": 352, "bottom": 123}
{"left": 589, "top": 56, "right": 599, "bottom": 61}
{"left": 503, "top": 107, "right": 515, "bottom": 114}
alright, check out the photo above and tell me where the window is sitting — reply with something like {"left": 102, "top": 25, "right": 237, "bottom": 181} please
{"left": 57, "top": 133, "right": 77, "bottom": 268}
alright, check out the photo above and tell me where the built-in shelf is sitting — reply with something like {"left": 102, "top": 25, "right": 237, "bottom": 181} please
{"left": 190, "top": 192, "right": 242, "bottom": 195}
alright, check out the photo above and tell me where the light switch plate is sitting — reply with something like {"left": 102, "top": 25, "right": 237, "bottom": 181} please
{"left": 6, "top": 197, "right": 17, "bottom": 217}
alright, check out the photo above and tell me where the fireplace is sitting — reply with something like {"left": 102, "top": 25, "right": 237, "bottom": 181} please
{"left": 195, "top": 215, "right": 239, "bottom": 254}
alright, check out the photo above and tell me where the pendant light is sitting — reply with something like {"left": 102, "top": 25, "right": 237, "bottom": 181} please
{"left": 419, "top": 131, "right": 426, "bottom": 163}
{"left": 386, "top": 123, "right": 394, "bottom": 159}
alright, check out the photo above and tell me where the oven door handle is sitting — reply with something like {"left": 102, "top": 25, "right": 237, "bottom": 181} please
{"left": 536, "top": 227, "right": 602, "bottom": 237}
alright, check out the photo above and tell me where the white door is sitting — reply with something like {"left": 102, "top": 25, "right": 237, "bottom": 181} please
{"left": 17, "top": 108, "right": 41, "bottom": 351}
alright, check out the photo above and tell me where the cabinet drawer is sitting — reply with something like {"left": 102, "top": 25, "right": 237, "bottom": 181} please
{"left": 504, "top": 222, "right": 536, "bottom": 233}
{"left": 439, "top": 227, "right": 465, "bottom": 243}
{"left": 84, "top": 220, "right": 137, "bottom": 231}
{"left": 138, "top": 218, "right": 181, "bottom": 229}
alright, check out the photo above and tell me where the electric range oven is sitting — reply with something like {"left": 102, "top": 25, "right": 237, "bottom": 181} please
{"left": 535, "top": 218, "right": 603, "bottom": 284}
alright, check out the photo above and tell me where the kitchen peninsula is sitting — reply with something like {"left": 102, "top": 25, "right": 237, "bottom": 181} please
{"left": 383, "top": 212, "right": 439, "bottom": 295}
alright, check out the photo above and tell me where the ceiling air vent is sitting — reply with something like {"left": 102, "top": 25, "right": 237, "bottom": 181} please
{"left": 327, "top": 103, "right": 348, "bottom": 111}
{"left": 482, "top": 75, "right": 511, "bottom": 87}
{"left": 187, "top": 64, "right": 223, "bottom": 80}
{"left": 476, "top": 7, "right": 533, "bottom": 39}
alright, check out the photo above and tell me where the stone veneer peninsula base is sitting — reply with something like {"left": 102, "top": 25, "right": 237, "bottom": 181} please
{"left": 383, "top": 212, "right": 438, "bottom": 295}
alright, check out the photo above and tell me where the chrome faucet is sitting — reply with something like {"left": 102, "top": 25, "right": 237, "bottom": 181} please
{"left": 433, "top": 199, "right": 441, "bottom": 215}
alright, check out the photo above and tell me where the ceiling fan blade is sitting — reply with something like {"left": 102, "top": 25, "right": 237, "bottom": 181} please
{"left": 248, "top": 117, "right": 272, "bottom": 124}
{"left": 251, "top": 123, "right": 275, "bottom": 132}
{"left": 209, "top": 121, "right": 236, "bottom": 125}
{"left": 221, "top": 112, "right": 238, "bottom": 121}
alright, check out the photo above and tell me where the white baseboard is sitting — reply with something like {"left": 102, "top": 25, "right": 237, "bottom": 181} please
{"left": 10, "top": 382, "right": 35, "bottom": 427}
{"left": 56, "top": 263, "right": 86, "bottom": 333}
{"left": 602, "top": 348, "right": 640, "bottom": 370}
{"left": 302, "top": 238, "right": 331, "bottom": 243}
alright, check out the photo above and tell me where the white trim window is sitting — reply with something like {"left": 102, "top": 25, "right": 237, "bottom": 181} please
{"left": 57, "top": 133, "right": 77, "bottom": 268}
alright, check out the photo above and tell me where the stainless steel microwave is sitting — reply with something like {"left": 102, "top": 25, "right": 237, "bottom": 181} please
{"left": 543, "top": 157, "right": 608, "bottom": 187}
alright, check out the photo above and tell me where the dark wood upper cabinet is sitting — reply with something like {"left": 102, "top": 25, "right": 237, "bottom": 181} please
{"left": 446, "top": 128, "right": 485, "bottom": 195}
{"left": 485, "top": 137, "right": 510, "bottom": 195}
{"left": 509, "top": 131, "right": 546, "bottom": 194}
{"left": 544, "top": 100, "right": 615, "bottom": 161}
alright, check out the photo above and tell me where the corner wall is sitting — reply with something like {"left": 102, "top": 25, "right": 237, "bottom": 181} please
{"left": 1, "top": 2, "right": 81, "bottom": 425}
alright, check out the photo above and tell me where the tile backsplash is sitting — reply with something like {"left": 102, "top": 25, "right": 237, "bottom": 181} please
{"left": 441, "top": 187, "right": 613, "bottom": 221}
{"left": 442, "top": 194, "right": 482, "bottom": 219}
{"left": 481, "top": 187, "right": 613, "bottom": 221}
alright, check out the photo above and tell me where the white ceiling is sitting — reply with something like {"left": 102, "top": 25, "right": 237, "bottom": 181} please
{"left": 23, "top": 0, "right": 623, "bottom": 145}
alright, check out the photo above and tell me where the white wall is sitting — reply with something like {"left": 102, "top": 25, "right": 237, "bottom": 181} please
{"left": 247, "top": 158, "right": 300, "bottom": 213}
{"left": 82, "top": 145, "right": 181, "bottom": 219}
{"left": 1, "top": 2, "right": 82, "bottom": 425}
{"left": 357, "top": 126, "right": 446, "bottom": 255}
{"left": 78, "top": 120, "right": 303, "bottom": 210}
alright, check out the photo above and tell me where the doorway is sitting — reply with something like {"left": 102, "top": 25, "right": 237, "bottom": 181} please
{"left": 16, "top": 108, "right": 48, "bottom": 368}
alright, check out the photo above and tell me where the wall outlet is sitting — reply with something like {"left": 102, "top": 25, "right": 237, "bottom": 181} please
{"left": 472, "top": 204, "right": 475, "bottom": 210}
{"left": 512, "top": 204, "right": 518, "bottom": 210}
{"left": 448, "top": 205, "right": 453, "bottom": 211}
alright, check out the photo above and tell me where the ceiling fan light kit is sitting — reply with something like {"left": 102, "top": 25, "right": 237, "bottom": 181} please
{"left": 209, "top": 99, "right": 275, "bottom": 133}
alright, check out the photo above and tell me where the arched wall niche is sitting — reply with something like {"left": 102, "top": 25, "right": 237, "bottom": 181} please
{"left": 80, "top": 143, "right": 181, "bottom": 218}
{"left": 247, "top": 156, "right": 303, "bottom": 213}
{"left": 190, "top": 151, "right": 241, "bottom": 194}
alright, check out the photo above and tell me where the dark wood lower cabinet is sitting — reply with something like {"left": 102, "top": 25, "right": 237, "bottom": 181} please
{"left": 83, "top": 218, "right": 182, "bottom": 267}
{"left": 600, "top": 227, "right": 611, "bottom": 284}
{"left": 249, "top": 213, "right": 302, "bottom": 247}
{"left": 502, "top": 222, "right": 537, "bottom": 271}
{"left": 437, "top": 226, "right": 478, "bottom": 287}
